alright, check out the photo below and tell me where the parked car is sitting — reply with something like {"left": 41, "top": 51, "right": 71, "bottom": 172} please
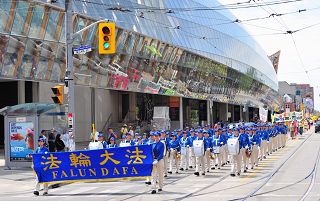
{"left": 315, "top": 121, "right": 320, "bottom": 133}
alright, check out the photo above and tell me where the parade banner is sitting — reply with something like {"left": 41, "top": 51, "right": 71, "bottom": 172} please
{"left": 32, "top": 145, "right": 153, "bottom": 184}
{"left": 259, "top": 107, "right": 268, "bottom": 122}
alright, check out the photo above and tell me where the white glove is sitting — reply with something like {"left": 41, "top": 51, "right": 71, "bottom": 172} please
{"left": 206, "top": 148, "right": 211, "bottom": 151}
{"left": 170, "top": 148, "right": 174, "bottom": 152}
{"left": 220, "top": 142, "right": 223, "bottom": 144}
{"left": 187, "top": 145, "right": 190, "bottom": 148}
{"left": 253, "top": 142, "right": 256, "bottom": 145}
{"left": 153, "top": 160, "right": 158, "bottom": 165}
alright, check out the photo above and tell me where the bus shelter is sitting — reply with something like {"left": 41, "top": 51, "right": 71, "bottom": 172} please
{"left": 0, "top": 103, "right": 66, "bottom": 169}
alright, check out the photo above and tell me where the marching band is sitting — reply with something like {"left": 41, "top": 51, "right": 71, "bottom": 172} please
{"left": 96, "top": 122, "right": 288, "bottom": 194}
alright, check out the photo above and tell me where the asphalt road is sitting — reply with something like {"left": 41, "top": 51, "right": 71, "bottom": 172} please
{"left": 0, "top": 128, "right": 319, "bottom": 201}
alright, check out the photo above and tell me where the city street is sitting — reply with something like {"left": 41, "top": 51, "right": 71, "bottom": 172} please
{"left": 1, "top": 128, "right": 319, "bottom": 201}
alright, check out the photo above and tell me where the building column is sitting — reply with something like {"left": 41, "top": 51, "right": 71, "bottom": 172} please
{"left": 231, "top": 105, "right": 235, "bottom": 123}
{"left": 129, "top": 92, "right": 137, "bottom": 122}
{"left": 219, "top": 103, "right": 228, "bottom": 122}
{"left": 207, "top": 100, "right": 211, "bottom": 126}
{"left": 244, "top": 105, "right": 249, "bottom": 122}
{"left": 18, "top": 81, "right": 25, "bottom": 104}
{"left": 179, "top": 97, "right": 183, "bottom": 129}
{"left": 32, "top": 82, "right": 39, "bottom": 102}
{"left": 240, "top": 105, "right": 243, "bottom": 122}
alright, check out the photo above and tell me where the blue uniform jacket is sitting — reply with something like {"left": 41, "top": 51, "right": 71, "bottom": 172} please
{"left": 153, "top": 141, "right": 164, "bottom": 161}
{"left": 169, "top": 139, "right": 180, "bottom": 151}
{"left": 188, "top": 135, "right": 197, "bottom": 147}
{"left": 239, "top": 133, "right": 249, "bottom": 149}
{"left": 261, "top": 130, "right": 269, "bottom": 141}
{"left": 211, "top": 135, "right": 223, "bottom": 147}
{"left": 160, "top": 137, "right": 170, "bottom": 150}
{"left": 35, "top": 146, "right": 49, "bottom": 154}
{"left": 253, "top": 134, "right": 261, "bottom": 146}
{"left": 180, "top": 137, "right": 191, "bottom": 147}
{"left": 100, "top": 141, "right": 108, "bottom": 149}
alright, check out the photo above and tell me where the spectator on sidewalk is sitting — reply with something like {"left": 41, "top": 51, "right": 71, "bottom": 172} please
{"left": 55, "top": 134, "right": 65, "bottom": 152}
{"left": 48, "top": 131, "right": 56, "bottom": 152}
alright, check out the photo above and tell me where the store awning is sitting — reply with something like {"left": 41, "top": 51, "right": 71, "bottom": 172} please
{"left": 0, "top": 103, "right": 65, "bottom": 116}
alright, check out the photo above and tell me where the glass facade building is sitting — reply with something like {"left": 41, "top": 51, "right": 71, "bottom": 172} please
{"left": 0, "top": 0, "right": 279, "bottom": 109}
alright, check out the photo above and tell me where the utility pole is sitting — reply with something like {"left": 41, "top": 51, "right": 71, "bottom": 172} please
{"left": 65, "top": 0, "right": 76, "bottom": 151}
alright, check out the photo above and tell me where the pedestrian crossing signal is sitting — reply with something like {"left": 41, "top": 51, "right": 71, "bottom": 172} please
{"left": 98, "top": 22, "right": 116, "bottom": 54}
{"left": 51, "top": 85, "right": 64, "bottom": 105}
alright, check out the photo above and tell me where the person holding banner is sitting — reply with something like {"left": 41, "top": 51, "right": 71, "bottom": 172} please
{"left": 145, "top": 132, "right": 155, "bottom": 185}
{"left": 179, "top": 131, "right": 191, "bottom": 171}
{"left": 151, "top": 132, "right": 165, "bottom": 194}
{"left": 160, "top": 130, "right": 169, "bottom": 177}
{"left": 33, "top": 138, "right": 49, "bottom": 196}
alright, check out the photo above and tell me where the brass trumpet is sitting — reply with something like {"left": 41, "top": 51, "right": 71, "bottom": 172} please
{"left": 176, "top": 152, "right": 181, "bottom": 160}
{"left": 210, "top": 153, "right": 215, "bottom": 160}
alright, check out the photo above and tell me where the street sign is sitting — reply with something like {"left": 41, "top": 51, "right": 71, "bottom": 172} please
{"left": 73, "top": 45, "right": 92, "bottom": 55}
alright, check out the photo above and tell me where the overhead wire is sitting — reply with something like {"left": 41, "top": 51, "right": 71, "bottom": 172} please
{"left": 74, "top": 0, "right": 303, "bottom": 12}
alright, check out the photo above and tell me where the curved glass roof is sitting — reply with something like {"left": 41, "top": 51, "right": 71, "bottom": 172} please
{"left": 46, "top": 0, "right": 278, "bottom": 90}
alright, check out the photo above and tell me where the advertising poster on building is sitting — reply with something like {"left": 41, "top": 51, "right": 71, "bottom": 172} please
{"left": 9, "top": 122, "right": 35, "bottom": 161}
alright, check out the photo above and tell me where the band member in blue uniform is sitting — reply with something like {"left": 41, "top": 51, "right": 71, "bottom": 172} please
{"left": 151, "top": 132, "right": 165, "bottom": 194}
{"left": 168, "top": 133, "right": 180, "bottom": 174}
{"left": 179, "top": 131, "right": 191, "bottom": 171}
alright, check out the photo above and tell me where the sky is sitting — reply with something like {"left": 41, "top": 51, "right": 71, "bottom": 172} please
{"left": 217, "top": 0, "right": 320, "bottom": 111}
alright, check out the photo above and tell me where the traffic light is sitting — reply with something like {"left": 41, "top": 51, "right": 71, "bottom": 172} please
{"left": 51, "top": 85, "right": 64, "bottom": 105}
{"left": 98, "top": 22, "right": 116, "bottom": 54}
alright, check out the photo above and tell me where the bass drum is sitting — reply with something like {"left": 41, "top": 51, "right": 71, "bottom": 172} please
{"left": 193, "top": 140, "right": 204, "bottom": 157}
{"left": 227, "top": 138, "right": 240, "bottom": 155}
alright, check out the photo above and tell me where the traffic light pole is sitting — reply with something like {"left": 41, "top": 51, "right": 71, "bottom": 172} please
{"left": 65, "top": 0, "right": 76, "bottom": 151}
{"left": 64, "top": 0, "right": 109, "bottom": 151}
